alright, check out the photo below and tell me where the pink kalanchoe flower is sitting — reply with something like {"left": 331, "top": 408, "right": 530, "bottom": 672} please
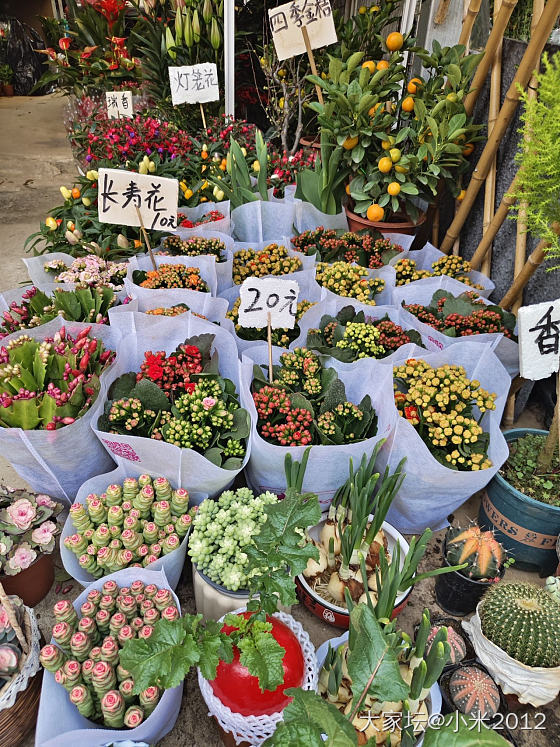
{"left": 6, "top": 498, "right": 37, "bottom": 530}
{"left": 31, "top": 520, "right": 57, "bottom": 546}
{"left": 8, "top": 544, "right": 37, "bottom": 571}
{"left": 202, "top": 397, "right": 216, "bottom": 410}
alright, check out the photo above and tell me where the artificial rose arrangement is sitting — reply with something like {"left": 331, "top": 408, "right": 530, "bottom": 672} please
{"left": 292, "top": 227, "right": 403, "bottom": 268}
{"left": 306, "top": 306, "right": 423, "bottom": 362}
{"left": 160, "top": 235, "right": 227, "bottom": 262}
{"left": 394, "top": 255, "right": 484, "bottom": 289}
{"left": 97, "top": 334, "right": 249, "bottom": 469}
{"left": 132, "top": 264, "right": 209, "bottom": 292}
{"left": 40, "top": 579, "right": 179, "bottom": 728}
{"left": 232, "top": 244, "right": 302, "bottom": 285}
{"left": 315, "top": 261, "right": 385, "bottom": 305}
{"left": 0, "top": 595, "right": 26, "bottom": 684}
{"left": 226, "top": 298, "right": 315, "bottom": 348}
{"left": 0, "top": 286, "right": 117, "bottom": 338}
{"left": 0, "top": 327, "right": 115, "bottom": 430}
{"left": 252, "top": 348, "right": 378, "bottom": 446}
{"left": 44, "top": 255, "right": 128, "bottom": 290}
{"left": 64, "top": 476, "right": 196, "bottom": 577}
{"left": 394, "top": 358, "right": 496, "bottom": 471}
{"left": 402, "top": 290, "right": 517, "bottom": 339}
{"left": 0, "top": 487, "right": 62, "bottom": 576}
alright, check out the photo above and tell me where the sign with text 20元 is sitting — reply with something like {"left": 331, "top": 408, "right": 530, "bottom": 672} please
{"left": 268, "top": 0, "right": 337, "bottom": 61}
{"left": 238, "top": 277, "right": 300, "bottom": 329}
{"left": 169, "top": 63, "right": 219, "bottom": 106}
{"left": 97, "top": 168, "right": 178, "bottom": 232}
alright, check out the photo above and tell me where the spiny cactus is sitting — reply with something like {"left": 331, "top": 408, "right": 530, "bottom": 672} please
{"left": 446, "top": 524, "right": 505, "bottom": 580}
{"left": 480, "top": 582, "right": 560, "bottom": 667}
{"left": 449, "top": 665, "right": 501, "bottom": 718}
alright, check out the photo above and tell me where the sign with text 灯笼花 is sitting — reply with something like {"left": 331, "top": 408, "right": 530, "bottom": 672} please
{"left": 168, "top": 63, "right": 219, "bottom": 106}
{"left": 97, "top": 168, "right": 178, "bottom": 232}
{"left": 518, "top": 300, "right": 560, "bottom": 380}
{"left": 238, "top": 277, "right": 300, "bottom": 329}
{"left": 106, "top": 90, "right": 133, "bottom": 119}
{"left": 268, "top": 0, "right": 337, "bottom": 62}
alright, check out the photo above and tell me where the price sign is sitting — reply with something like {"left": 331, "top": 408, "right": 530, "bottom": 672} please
{"left": 97, "top": 168, "right": 178, "bottom": 232}
{"left": 238, "top": 278, "right": 300, "bottom": 329}
{"left": 268, "top": 0, "right": 337, "bottom": 61}
{"left": 169, "top": 63, "right": 219, "bottom": 106}
{"left": 106, "top": 90, "right": 133, "bottom": 119}
{"left": 518, "top": 300, "right": 560, "bottom": 380}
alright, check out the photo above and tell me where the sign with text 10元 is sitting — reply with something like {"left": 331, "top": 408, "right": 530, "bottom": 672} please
{"left": 169, "top": 63, "right": 219, "bottom": 106}
{"left": 97, "top": 168, "right": 178, "bottom": 232}
{"left": 238, "top": 277, "right": 300, "bottom": 329}
{"left": 268, "top": 0, "right": 337, "bottom": 61}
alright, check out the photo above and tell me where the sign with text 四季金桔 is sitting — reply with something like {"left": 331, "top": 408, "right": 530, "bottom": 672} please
{"left": 238, "top": 278, "right": 300, "bottom": 329}
{"left": 168, "top": 63, "right": 219, "bottom": 106}
{"left": 518, "top": 300, "right": 560, "bottom": 380}
{"left": 97, "top": 168, "right": 178, "bottom": 232}
{"left": 106, "top": 90, "right": 133, "bottom": 119}
{"left": 268, "top": 0, "right": 337, "bottom": 61}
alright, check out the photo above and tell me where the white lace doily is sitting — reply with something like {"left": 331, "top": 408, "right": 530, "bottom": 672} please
{"left": 0, "top": 605, "right": 41, "bottom": 711}
{"left": 198, "top": 607, "right": 318, "bottom": 746}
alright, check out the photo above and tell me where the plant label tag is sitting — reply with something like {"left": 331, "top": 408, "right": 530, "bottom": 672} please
{"left": 238, "top": 278, "right": 300, "bottom": 329}
{"left": 106, "top": 90, "right": 133, "bottom": 119}
{"left": 169, "top": 63, "right": 219, "bottom": 106}
{"left": 268, "top": 0, "right": 337, "bottom": 61}
{"left": 518, "top": 300, "right": 560, "bottom": 380}
{"left": 97, "top": 168, "right": 178, "bottom": 232}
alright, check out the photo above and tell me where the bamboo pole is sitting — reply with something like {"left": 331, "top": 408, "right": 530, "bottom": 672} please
{"left": 464, "top": 0, "right": 518, "bottom": 117}
{"left": 459, "top": 0, "right": 483, "bottom": 46}
{"left": 439, "top": 0, "right": 560, "bottom": 255}
{"left": 470, "top": 173, "right": 519, "bottom": 269}
{"left": 432, "top": 204, "right": 440, "bottom": 246}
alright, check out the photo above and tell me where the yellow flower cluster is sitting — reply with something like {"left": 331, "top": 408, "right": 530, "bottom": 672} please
{"left": 315, "top": 261, "right": 385, "bottom": 305}
{"left": 394, "top": 256, "right": 485, "bottom": 290}
{"left": 232, "top": 244, "right": 302, "bottom": 284}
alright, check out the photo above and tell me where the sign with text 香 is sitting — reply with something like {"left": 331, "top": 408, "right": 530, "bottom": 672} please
{"left": 518, "top": 300, "right": 560, "bottom": 380}
{"left": 106, "top": 90, "right": 133, "bottom": 119}
{"left": 97, "top": 168, "right": 178, "bottom": 232}
{"left": 238, "top": 278, "right": 300, "bottom": 329}
{"left": 268, "top": 0, "right": 337, "bottom": 61}
{"left": 168, "top": 63, "right": 219, "bottom": 106}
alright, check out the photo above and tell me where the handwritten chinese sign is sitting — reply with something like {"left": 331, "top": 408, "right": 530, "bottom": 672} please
{"left": 168, "top": 63, "right": 219, "bottom": 106}
{"left": 268, "top": 0, "right": 337, "bottom": 61}
{"left": 518, "top": 300, "right": 560, "bottom": 380}
{"left": 105, "top": 90, "right": 133, "bottom": 119}
{"left": 239, "top": 278, "right": 300, "bottom": 329}
{"left": 97, "top": 168, "right": 178, "bottom": 232}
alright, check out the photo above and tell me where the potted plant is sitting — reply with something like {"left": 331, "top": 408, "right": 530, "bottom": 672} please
{"left": 0, "top": 488, "right": 62, "bottom": 606}
{"left": 0, "top": 64, "right": 14, "bottom": 96}
{"left": 434, "top": 523, "right": 512, "bottom": 617}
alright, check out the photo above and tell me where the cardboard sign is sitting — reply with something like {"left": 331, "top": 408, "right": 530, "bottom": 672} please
{"left": 169, "top": 63, "right": 219, "bottom": 106}
{"left": 518, "top": 300, "right": 560, "bottom": 380}
{"left": 238, "top": 278, "right": 300, "bottom": 329}
{"left": 106, "top": 90, "right": 133, "bottom": 119}
{"left": 268, "top": 0, "right": 337, "bottom": 61}
{"left": 97, "top": 168, "right": 178, "bottom": 232}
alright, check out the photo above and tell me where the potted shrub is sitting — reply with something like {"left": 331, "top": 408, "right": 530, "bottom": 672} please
{"left": 0, "top": 64, "right": 14, "bottom": 96}
{"left": 434, "top": 523, "right": 511, "bottom": 616}
{"left": 0, "top": 487, "right": 62, "bottom": 606}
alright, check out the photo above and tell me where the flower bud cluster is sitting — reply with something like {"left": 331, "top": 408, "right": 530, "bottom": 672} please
{"left": 316, "top": 261, "right": 385, "bottom": 305}
{"left": 161, "top": 235, "right": 226, "bottom": 261}
{"left": 233, "top": 243, "right": 302, "bottom": 284}
{"left": 226, "top": 297, "right": 314, "bottom": 347}
{"left": 137, "top": 264, "right": 209, "bottom": 291}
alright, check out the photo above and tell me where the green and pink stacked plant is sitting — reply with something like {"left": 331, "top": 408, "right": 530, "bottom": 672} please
{"left": 39, "top": 579, "right": 178, "bottom": 727}
{"left": 0, "top": 327, "right": 115, "bottom": 431}
{"left": 0, "top": 486, "right": 62, "bottom": 575}
{"left": 0, "top": 595, "right": 26, "bottom": 686}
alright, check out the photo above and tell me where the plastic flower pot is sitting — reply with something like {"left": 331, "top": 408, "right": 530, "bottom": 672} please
{"left": 434, "top": 538, "right": 504, "bottom": 617}
{"left": 192, "top": 565, "right": 251, "bottom": 621}
{"left": 345, "top": 204, "right": 427, "bottom": 236}
{"left": 478, "top": 428, "right": 560, "bottom": 576}
{"left": 295, "top": 518, "right": 411, "bottom": 629}
{"left": 299, "top": 136, "right": 321, "bottom": 151}
{"left": 0, "top": 553, "right": 54, "bottom": 607}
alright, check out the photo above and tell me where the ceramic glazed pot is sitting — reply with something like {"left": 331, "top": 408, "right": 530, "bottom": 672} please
{"left": 0, "top": 553, "right": 54, "bottom": 607}
{"left": 345, "top": 205, "right": 427, "bottom": 235}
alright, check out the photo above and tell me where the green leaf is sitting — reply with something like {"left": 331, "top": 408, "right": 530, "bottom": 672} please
{"left": 264, "top": 720, "right": 325, "bottom": 747}
{"left": 108, "top": 372, "right": 138, "bottom": 400}
{"left": 272, "top": 688, "right": 357, "bottom": 747}
{"left": 423, "top": 714, "right": 511, "bottom": 746}
{"left": 129, "top": 378, "right": 171, "bottom": 411}
{"left": 238, "top": 628, "right": 286, "bottom": 692}
{"left": 197, "top": 629, "right": 234, "bottom": 681}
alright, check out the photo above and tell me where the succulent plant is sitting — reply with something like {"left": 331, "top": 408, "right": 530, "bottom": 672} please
{"left": 0, "top": 595, "right": 25, "bottom": 683}
{"left": 545, "top": 576, "right": 560, "bottom": 604}
{"left": 479, "top": 582, "right": 560, "bottom": 667}
{"left": 426, "top": 624, "right": 466, "bottom": 665}
{"left": 448, "top": 665, "right": 501, "bottom": 718}
{"left": 0, "top": 643, "right": 21, "bottom": 677}
{"left": 446, "top": 523, "right": 507, "bottom": 580}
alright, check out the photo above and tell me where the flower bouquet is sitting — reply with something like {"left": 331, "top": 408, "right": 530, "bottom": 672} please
{"left": 292, "top": 226, "right": 408, "bottom": 267}
{"left": 315, "top": 260, "right": 395, "bottom": 306}
{"left": 176, "top": 202, "right": 231, "bottom": 237}
{"left": 157, "top": 231, "right": 234, "bottom": 293}
{"left": 232, "top": 243, "right": 303, "bottom": 285}
{"left": 24, "top": 253, "right": 128, "bottom": 294}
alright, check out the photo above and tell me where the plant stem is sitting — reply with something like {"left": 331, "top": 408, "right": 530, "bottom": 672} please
{"left": 537, "top": 398, "right": 559, "bottom": 470}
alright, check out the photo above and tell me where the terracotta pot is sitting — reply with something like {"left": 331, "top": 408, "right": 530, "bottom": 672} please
{"left": 3, "top": 84, "right": 14, "bottom": 96}
{"left": 299, "top": 136, "right": 321, "bottom": 151}
{"left": 345, "top": 204, "right": 427, "bottom": 235}
{"left": 0, "top": 553, "right": 54, "bottom": 607}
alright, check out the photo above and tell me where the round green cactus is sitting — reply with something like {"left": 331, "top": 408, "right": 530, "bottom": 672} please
{"left": 480, "top": 582, "right": 560, "bottom": 667}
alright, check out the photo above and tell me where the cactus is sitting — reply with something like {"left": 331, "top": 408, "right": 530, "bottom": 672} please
{"left": 427, "top": 624, "right": 466, "bottom": 665}
{"left": 446, "top": 523, "right": 505, "bottom": 580}
{"left": 449, "top": 665, "right": 501, "bottom": 718}
{"left": 479, "top": 582, "right": 560, "bottom": 667}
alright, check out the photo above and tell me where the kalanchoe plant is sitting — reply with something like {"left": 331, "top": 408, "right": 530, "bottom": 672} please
{"left": 394, "top": 358, "right": 496, "bottom": 471}
{"left": 97, "top": 335, "right": 250, "bottom": 469}
{"left": 292, "top": 226, "right": 403, "bottom": 268}
{"left": 64, "top": 475, "right": 196, "bottom": 577}
{"left": 0, "top": 487, "right": 62, "bottom": 575}
{"left": 232, "top": 244, "right": 302, "bottom": 285}
{"left": 178, "top": 210, "right": 225, "bottom": 229}
{"left": 307, "top": 306, "right": 423, "bottom": 362}
{"left": 0, "top": 286, "right": 117, "bottom": 338}
{"left": 44, "top": 255, "right": 128, "bottom": 290}
{"left": 227, "top": 298, "right": 315, "bottom": 348}
{"left": 403, "top": 290, "right": 517, "bottom": 340}
{"left": 132, "top": 264, "right": 209, "bottom": 292}
{"left": 0, "top": 327, "right": 115, "bottom": 430}
{"left": 160, "top": 235, "right": 227, "bottom": 262}
{"left": 316, "top": 261, "right": 385, "bottom": 305}
{"left": 394, "top": 255, "right": 484, "bottom": 289}
{"left": 0, "top": 595, "right": 25, "bottom": 685}
{"left": 252, "top": 348, "right": 378, "bottom": 446}
{"left": 145, "top": 304, "right": 192, "bottom": 318}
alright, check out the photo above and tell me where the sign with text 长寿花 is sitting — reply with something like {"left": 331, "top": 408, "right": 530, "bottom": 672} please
{"left": 268, "top": 0, "right": 337, "bottom": 61}
{"left": 518, "top": 299, "right": 560, "bottom": 380}
{"left": 168, "top": 63, "right": 220, "bottom": 106}
{"left": 106, "top": 90, "right": 133, "bottom": 119}
{"left": 97, "top": 168, "right": 178, "bottom": 232}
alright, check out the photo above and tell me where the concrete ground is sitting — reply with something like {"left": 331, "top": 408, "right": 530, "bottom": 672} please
{"left": 0, "top": 95, "right": 556, "bottom": 747}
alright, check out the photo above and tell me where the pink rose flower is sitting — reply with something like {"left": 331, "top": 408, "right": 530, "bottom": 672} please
{"left": 202, "top": 397, "right": 216, "bottom": 410}
{"left": 6, "top": 498, "right": 36, "bottom": 530}
{"left": 31, "top": 520, "right": 57, "bottom": 546}
{"left": 8, "top": 544, "right": 36, "bottom": 571}
{"left": 36, "top": 494, "right": 57, "bottom": 508}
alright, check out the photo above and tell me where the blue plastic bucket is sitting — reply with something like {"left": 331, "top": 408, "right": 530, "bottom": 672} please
{"left": 478, "top": 428, "right": 560, "bottom": 576}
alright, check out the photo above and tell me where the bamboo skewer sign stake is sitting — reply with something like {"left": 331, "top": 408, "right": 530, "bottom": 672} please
{"left": 302, "top": 26, "right": 324, "bottom": 105}
{"left": 135, "top": 205, "right": 158, "bottom": 271}
{"left": 439, "top": 0, "right": 560, "bottom": 255}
